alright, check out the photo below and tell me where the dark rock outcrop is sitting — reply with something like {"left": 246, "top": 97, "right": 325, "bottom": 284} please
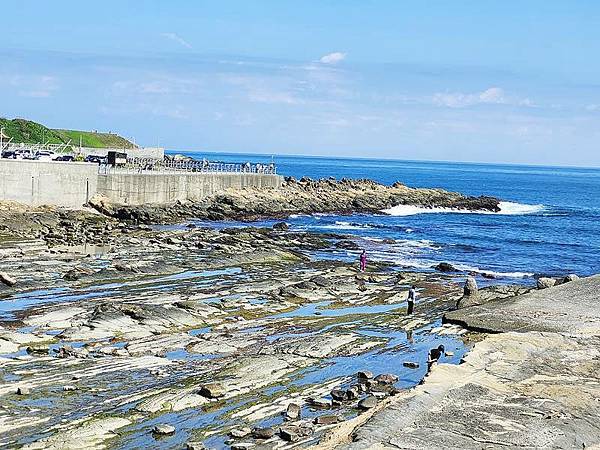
{"left": 88, "top": 178, "right": 501, "bottom": 224}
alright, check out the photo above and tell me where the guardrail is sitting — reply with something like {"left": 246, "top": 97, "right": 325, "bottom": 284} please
{"left": 98, "top": 158, "right": 277, "bottom": 175}
{"left": 2, "top": 142, "right": 72, "bottom": 154}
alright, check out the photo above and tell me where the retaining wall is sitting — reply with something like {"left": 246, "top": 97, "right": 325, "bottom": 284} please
{"left": 0, "top": 159, "right": 98, "bottom": 208}
{"left": 97, "top": 172, "right": 283, "bottom": 205}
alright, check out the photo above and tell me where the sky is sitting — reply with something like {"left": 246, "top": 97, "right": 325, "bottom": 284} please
{"left": 1, "top": 1, "right": 599, "bottom": 166}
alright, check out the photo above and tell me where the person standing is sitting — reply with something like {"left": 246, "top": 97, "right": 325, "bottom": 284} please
{"left": 359, "top": 249, "right": 367, "bottom": 272}
{"left": 407, "top": 285, "right": 416, "bottom": 315}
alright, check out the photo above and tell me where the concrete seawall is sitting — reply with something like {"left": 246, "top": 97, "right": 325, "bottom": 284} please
{"left": 0, "top": 159, "right": 283, "bottom": 207}
{"left": 0, "top": 159, "right": 98, "bottom": 208}
{"left": 97, "top": 172, "right": 283, "bottom": 205}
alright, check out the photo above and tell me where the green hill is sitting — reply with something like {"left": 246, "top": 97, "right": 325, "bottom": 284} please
{"left": 0, "top": 118, "right": 136, "bottom": 149}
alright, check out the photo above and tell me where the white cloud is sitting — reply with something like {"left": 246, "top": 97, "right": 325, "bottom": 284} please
{"left": 161, "top": 32, "right": 193, "bottom": 49}
{"left": 432, "top": 87, "right": 532, "bottom": 108}
{"left": 222, "top": 74, "right": 303, "bottom": 105}
{"left": 2, "top": 74, "right": 59, "bottom": 98}
{"left": 319, "top": 52, "right": 346, "bottom": 65}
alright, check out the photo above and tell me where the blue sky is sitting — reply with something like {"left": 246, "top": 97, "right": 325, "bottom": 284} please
{"left": 1, "top": 1, "right": 599, "bottom": 166}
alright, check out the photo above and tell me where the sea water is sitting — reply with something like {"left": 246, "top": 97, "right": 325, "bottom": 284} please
{"left": 170, "top": 151, "right": 600, "bottom": 281}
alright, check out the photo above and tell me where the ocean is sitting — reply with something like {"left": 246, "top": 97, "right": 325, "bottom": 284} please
{"left": 170, "top": 151, "right": 600, "bottom": 283}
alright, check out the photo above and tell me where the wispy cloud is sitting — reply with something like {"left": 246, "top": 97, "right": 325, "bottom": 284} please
{"left": 1, "top": 74, "right": 59, "bottom": 98}
{"left": 319, "top": 52, "right": 346, "bottom": 65}
{"left": 431, "top": 87, "right": 533, "bottom": 108}
{"left": 161, "top": 32, "right": 193, "bottom": 49}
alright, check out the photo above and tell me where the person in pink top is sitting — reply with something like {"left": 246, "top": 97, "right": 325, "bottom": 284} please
{"left": 359, "top": 249, "right": 367, "bottom": 272}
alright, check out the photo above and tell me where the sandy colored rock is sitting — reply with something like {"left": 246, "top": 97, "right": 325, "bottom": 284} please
{"left": 339, "top": 332, "right": 600, "bottom": 449}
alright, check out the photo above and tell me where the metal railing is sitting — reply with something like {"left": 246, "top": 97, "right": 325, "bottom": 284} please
{"left": 2, "top": 142, "right": 72, "bottom": 154}
{"left": 98, "top": 157, "right": 277, "bottom": 175}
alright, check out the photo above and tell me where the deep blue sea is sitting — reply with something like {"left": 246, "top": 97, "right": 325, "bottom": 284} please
{"left": 170, "top": 151, "right": 600, "bottom": 282}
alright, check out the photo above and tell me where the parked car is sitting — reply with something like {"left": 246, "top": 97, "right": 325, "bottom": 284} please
{"left": 53, "top": 154, "right": 75, "bottom": 162}
{"left": 35, "top": 151, "right": 55, "bottom": 161}
{"left": 15, "top": 149, "right": 34, "bottom": 160}
{"left": 85, "top": 154, "right": 107, "bottom": 164}
{"left": 1, "top": 151, "right": 16, "bottom": 159}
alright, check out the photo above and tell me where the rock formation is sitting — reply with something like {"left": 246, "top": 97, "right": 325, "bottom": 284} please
{"left": 89, "top": 177, "right": 501, "bottom": 224}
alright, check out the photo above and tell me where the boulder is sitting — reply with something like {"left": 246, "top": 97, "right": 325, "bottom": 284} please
{"left": 307, "top": 397, "right": 332, "bottom": 408}
{"left": 229, "top": 427, "right": 251, "bottom": 438}
{"left": 279, "top": 426, "right": 299, "bottom": 442}
{"left": 231, "top": 443, "right": 255, "bottom": 450}
{"left": 252, "top": 427, "right": 275, "bottom": 439}
{"left": 285, "top": 403, "right": 301, "bottom": 420}
{"left": 26, "top": 343, "right": 49, "bottom": 355}
{"left": 434, "top": 262, "right": 457, "bottom": 273}
{"left": 403, "top": 361, "right": 420, "bottom": 369}
{"left": 357, "top": 370, "right": 374, "bottom": 380}
{"left": 374, "top": 373, "right": 399, "bottom": 385}
{"left": 330, "top": 389, "right": 347, "bottom": 401}
{"left": 463, "top": 276, "right": 478, "bottom": 296}
{"left": 0, "top": 272, "right": 16, "bottom": 287}
{"left": 294, "top": 281, "right": 318, "bottom": 290}
{"left": 272, "top": 222, "right": 289, "bottom": 231}
{"left": 537, "top": 277, "right": 557, "bottom": 290}
{"left": 186, "top": 442, "right": 206, "bottom": 450}
{"left": 63, "top": 267, "right": 95, "bottom": 281}
{"left": 559, "top": 274, "right": 579, "bottom": 284}
{"left": 358, "top": 395, "right": 378, "bottom": 410}
{"left": 310, "top": 275, "right": 331, "bottom": 287}
{"left": 314, "top": 415, "right": 341, "bottom": 425}
{"left": 456, "top": 276, "right": 481, "bottom": 309}
{"left": 152, "top": 424, "right": 175, "bottom": 435}
{"left": 199, "top": 382, "right": 225, "bottom": 399}
{"left": 346, "top": 386, "right": 360, "bottom": 400}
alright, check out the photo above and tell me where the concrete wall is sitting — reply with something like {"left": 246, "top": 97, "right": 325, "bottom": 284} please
{"left": 0, "top": 159, "right": 98, "bottom": 207}
{"left": 97, "top": 172, "right": 283, "bottom": 205}
{"left": 78, "top": 147, "right": 164, "bottom": 159}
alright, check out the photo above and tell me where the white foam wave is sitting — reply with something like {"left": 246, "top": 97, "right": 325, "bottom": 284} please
{"left": 383, "top": 201, "right": 545, "bottom": 217}
{"left": 452, "top": 263, "right": 533, "bottom": 279}
{"left": 318, "top": 221, "right": 372, "bottom": 230}
{"left": 497, "top": 201, "right": 545, "bottom": 215}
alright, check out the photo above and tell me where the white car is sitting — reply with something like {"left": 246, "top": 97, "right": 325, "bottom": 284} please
{"left": 15, "top": 150, "right": 33, "bottom": 159}
{"left": 35, "top": 151, "right": 55, "bottom": 161}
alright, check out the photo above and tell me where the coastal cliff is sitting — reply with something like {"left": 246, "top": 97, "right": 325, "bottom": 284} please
{"left": 90, "top": 177, "right": 500, "bottom": 223}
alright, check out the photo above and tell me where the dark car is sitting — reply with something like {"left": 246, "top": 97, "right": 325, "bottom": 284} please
{"left": 85, "top": 155, "right": 107, "bottom": 164}
{"left": 54, "top": 154, "right": 75, "bottom": 162}
{"left": 1, "top": 151, "right": 16, "bottom": 159}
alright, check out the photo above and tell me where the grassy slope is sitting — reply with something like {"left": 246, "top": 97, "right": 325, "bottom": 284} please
{"left": 0, "top": 118, "right": 64, "bottom": 145}
{"left": 54, "top": 129, "right": 136, "bottom": 149}
{"left": 0, "top": 118, "right": 136, "bottom": 149}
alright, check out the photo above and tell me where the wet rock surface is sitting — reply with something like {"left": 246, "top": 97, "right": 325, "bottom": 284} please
{"left": 0, "top": 207, "right": 473, "bottom": 449}
{"left": 318, "top": 276, "right": 600, "bottom": 450}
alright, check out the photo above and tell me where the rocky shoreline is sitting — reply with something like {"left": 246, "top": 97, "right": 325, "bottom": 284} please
{"left": 317, "top": 275, "right": 600, "bottom": 449}
{"left": 0, "top": 211, "right": 480, "bottom": 449}
{"left": 3, "top": 178, "right": 594, "bottom": 449}
{"left": 89, "top": 177, "right": 501, "bottom": 224}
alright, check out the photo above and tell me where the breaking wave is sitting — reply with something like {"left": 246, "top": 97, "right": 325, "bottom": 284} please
{"left": 383, "top": 201, "right": 545, "bottom": 216}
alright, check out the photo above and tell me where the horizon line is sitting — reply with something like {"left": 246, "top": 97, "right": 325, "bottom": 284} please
{"left": 165, "top": 148, "right": 600, "bottom": 171}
